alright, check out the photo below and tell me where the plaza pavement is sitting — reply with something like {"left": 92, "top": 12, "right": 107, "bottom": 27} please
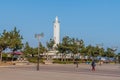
{"left": 0, "top": 63, "right": 120, "bottom": 80}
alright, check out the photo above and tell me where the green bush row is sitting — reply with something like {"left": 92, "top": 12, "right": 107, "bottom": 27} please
{"left": 52, "top": 59, "right": 92, "bottom": 64}
{"left": 27, "top": 57, "right": 44, "bottom": 63}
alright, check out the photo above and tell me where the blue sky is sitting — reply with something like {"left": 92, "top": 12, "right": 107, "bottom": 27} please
{"left": 0, "top": 0, "right": 120, "bottom": 53}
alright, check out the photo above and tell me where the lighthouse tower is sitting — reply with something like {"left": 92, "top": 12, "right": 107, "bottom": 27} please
{"left": 53, "top": 16, "right": 60, "bottom": 47}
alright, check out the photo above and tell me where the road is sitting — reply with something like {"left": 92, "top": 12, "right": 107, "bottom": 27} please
{"left": 0, "top": 64, "right": 120, "bottom": 80}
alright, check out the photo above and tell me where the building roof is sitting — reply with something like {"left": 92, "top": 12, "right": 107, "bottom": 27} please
{"left": 11, "top": 51, "right": 23, "bottom": 55}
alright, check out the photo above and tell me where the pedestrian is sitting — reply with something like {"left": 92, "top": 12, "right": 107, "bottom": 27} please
{"left": 91, "top": 60, "right": 96, "bottom": 71}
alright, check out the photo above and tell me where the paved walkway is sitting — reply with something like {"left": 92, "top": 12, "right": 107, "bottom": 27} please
{"left": 0, "top": 64, "right": 120, "bottom": 80}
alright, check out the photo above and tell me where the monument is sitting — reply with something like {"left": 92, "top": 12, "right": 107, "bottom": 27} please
{"left": 53, "top": 16, "right": 60, "bottom": 48}
{"left": 44, "top": 16, "right": 60, "bottom": 64}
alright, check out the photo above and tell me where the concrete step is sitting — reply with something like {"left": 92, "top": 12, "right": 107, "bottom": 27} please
{"left": 44, "top": 60, "right": 53, "bottom": 64}
{"left": 13, "top": 61, "right": 30, "bottom": 65}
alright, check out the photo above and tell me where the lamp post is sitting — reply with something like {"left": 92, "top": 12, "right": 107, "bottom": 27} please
{"left": 75, "top": 39, "right": 83, "bottom": 68}
{"left": 96, "top": 43, "right": 103, "bottom": 65}
{"left": 35, "top": 33, "right": 44, "bottom": 71}
{"left": 111, "top": 46, "right": 118, "bottom": 64}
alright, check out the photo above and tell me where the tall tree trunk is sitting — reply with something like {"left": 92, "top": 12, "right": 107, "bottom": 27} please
{"left": 12, "top": 51, "right": 15, "bottom": 62}
{"left": 0, "top": 53, "right": 2, "bottom": 62}
{"left": 72, "top": 54, "right": 75, "bottom": 63}
{"left": 0, "top": 49, "right": 3, "bottom": 62}
{"left": 64, "top": 54, "right": 66, "bottom": 64}
{"left": 61, "top": 53, "right": 64, "bottom": 62}
{"left": 0, "top": 49, "right": 3, "bottom": 63}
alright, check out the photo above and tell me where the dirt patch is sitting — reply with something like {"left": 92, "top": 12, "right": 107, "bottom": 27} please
{"left": 0, "top": 62, "right": 13, "bottom": 66}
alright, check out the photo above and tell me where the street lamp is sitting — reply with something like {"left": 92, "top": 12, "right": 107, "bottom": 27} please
{"left": 75, "top": 39, "right": 83, "bottom": 68}
{"left": 111, "top": 46, "right": 118, "bottom": 64}
{"left": 35, "top": 33, "right": 44, "bottom": 71}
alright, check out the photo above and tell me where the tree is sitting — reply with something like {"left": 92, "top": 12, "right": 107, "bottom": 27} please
{"left": 86, "top": 45, "right": 93, "bottom": 58}
{"left": 57, "top": 43, "right": 67, "bottom": 61}
{"left": 0, "top": 27, "right": 23, "bottom": 62}
{"left": 9, "top": 27, "right": 23, "bottom": 52}
{"left": 23, "top": 42, "right": 34, "bottom": 57}
{"left": 23, "top": 42, "right": 47, "bottom": 58}
{"left": 118, "top": 53, "right": 120, "bottom": 56}
{"left": 46, "top": 39, "right": 54, "bottom": 51}
{"left": 75, "top": 39, "right": 85, "bottom": 58}
{"left": 57, "top": 36, "right": 71, "bottom": 61}
{"left": 105, "top": 48, "right": 116, "bottom": 58}
{"left": 0, "top": 30, "right": 10, "bottom": 61}
{"left": 57, "top": 36, "right": 85, "bottom": 63}
{"left": 39, "top": 42, "right": 47, "bottom": 54}
{"left": 118, "top": 53, "right": 120, "bottom": 64}
{"left": 85, "top": 45, "right": 100, "bottom": 60}
{"left": 70, "top": 38, "right": 79, "bottom": 62}
{"left": 80, "top": 46, "right": 87, "bottom": 57}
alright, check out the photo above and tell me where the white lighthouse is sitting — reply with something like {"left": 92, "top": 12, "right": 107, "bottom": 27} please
{"left": 53, "top": 16, "right": 60, "bottom": 47}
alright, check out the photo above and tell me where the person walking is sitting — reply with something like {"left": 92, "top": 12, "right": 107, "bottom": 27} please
{"left": 91, "top": 60, "right": 96, "bottom": 71}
